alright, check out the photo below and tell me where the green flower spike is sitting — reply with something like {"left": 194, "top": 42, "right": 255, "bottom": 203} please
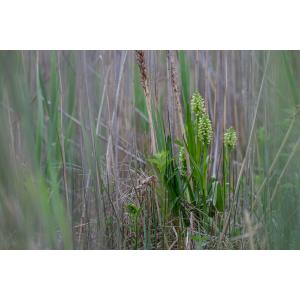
{"left": 191, "top": 91, "right": 205, "bottom": 119}
{"left": 198, "top": 113, "right": 213, "bottom": 146}
{"left": 224, "top": 127, "right": 237, "bottom": 151}
{"left": 178, "top": 146, "right": 187, "bottom": 176}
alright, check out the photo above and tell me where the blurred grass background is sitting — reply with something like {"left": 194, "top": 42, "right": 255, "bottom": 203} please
{"left": 0, "top": 50, "right": 299, "bottom": 249}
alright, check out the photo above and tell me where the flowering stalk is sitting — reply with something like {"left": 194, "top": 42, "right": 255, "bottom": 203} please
{"left": 191, "top": 91, "right": 213, "bottom": 213}
{"left": 223, "top": 127, "right": 237, "bottom": 209}
{"left": 191, "top": 91, "right": 205, "bottom": 121}
{"left": 178, "top": 146, "right": 187, "bottom": 177}
{"left": 224, "top": 127, "right": 237, "bottom": 151}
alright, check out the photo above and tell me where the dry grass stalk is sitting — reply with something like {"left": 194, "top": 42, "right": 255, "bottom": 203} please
{"left": 167, "top": 51, "right": 193, "bottom": 180}
{"left": 135, "top": 50, "right": 157, "bottom": 154}
{"left": 167, "top": 50, "right": 186, "bottom": 140}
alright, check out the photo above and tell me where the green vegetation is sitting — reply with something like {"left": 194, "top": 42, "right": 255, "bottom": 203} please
{"left": 0, "top": 50, "right": 300, "bottom": 249}
{"left": 147, "top": 91, "right": 238, "bottom": 249}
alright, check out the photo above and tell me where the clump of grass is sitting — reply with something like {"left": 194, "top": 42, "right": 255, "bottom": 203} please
{"left": 142, "top": 88, "right": 239, "bottom": 249}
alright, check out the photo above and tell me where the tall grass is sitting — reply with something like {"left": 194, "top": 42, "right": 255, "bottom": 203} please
{"left": 0, "top": 50, "right": 299, "bottom": 249}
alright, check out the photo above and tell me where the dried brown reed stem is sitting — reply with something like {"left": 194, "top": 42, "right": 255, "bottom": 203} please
{"left": 135, "top": 51, "right": 168, "bottom": 247}
{"left": 135, "top": 50, "right": 157, "bottom": 154}
{"left": 167, "top": 50, "right": 193, "bottom": 183}
{"left": 223, "top": 52, "right": 228, "bottom": 132}
{"left": 167, "top": 50, "right": 186, "bottom": 140}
